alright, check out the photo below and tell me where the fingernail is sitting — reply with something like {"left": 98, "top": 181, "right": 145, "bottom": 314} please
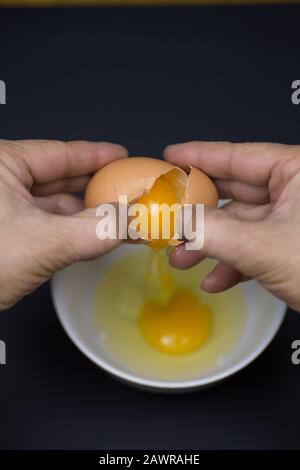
{"left": 201, "top": 273, "right": 215, "bottom": 292}
{"left": 165, "top": 144, "right": 176, "bottom": 151}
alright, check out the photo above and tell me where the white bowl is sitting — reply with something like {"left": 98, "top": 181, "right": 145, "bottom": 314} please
{"left": 51, "top": 244, "right": 286, "bottom": 392}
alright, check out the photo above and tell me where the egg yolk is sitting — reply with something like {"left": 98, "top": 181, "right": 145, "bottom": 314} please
{"left": 139, "top": 289, "right": 212, "bottom": 354}
{"left": 136, "top": 174, "right": 179, "bottom": 249}
{"left": 145, "top": 249, "right": 176, "bottom": 306}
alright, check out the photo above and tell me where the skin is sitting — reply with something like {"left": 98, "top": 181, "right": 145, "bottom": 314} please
{"left": 164, "top": 141, "right": 300, "bottom": 312}
{"left": 2, "top": 138, "right": 300, "bottom": 313}
{"left": 0, "top": 139, "right": 127, "bottom": 310}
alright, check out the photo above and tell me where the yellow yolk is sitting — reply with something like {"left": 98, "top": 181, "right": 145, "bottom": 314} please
{"left": 133, "top": 173, "right": 211, "bottom": 355}
{"left": 139, "top": 289, "right": 212, "bottom": 354}
{"left": 136, "top": 174, "right": 179, "bottom": 249}
{"left": 145, "top": 249, "right": 176, "bottom": 306}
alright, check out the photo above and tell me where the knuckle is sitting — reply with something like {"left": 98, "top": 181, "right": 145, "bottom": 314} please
{"left": 269, "top": 154, "right": 300, "bottom": 201}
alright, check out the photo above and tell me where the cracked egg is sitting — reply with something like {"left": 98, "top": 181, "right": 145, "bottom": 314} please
{"left": 84, "top": 157, "right": 218, "bottom": 248}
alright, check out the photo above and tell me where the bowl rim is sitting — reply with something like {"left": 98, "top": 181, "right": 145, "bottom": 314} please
{"left": 51, "top": 273, "right": 286, "bottom": 391}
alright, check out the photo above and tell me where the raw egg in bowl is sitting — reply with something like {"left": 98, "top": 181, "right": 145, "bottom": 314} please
{"left": 51, "top": 243, "right": 286, "bottom": 392}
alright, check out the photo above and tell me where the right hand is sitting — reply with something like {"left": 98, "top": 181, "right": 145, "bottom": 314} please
{"left": 165, "top": 141, "right": 300, "bottom": 312}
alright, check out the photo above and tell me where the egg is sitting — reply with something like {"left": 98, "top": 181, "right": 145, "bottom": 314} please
{"left": 94, "top": 247, "right": 246, "bottom": 380}
{"left": 87, "top": 157, "right": 221, "bottom": 365}
{"left": 139, "top": 289, "right": 212, "bottom": 355}
{"left": 85, "top": 157, "right": 218, "bottom": 248}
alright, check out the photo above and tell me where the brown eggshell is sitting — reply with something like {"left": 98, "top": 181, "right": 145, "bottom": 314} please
{"left": 185, "top": 167, "right": 218, "bottom": 207}
{"left": 85, "top": 157, "right": 218, "bottom": 212}
{"left": 85, "top": 157, "right": 186, "bottom": 207}
{"left": 84, "top": 156, "right": 218, "bottom": 247}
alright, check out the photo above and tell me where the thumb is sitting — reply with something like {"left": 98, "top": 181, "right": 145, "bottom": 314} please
{"left": 46, "top": 206, "right": 121, "bottom": 270}
{"left": 202, "top": 207, "right": 269, "bottom": 279}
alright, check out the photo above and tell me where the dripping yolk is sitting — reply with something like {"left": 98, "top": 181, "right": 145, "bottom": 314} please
{"left": 139, "top": 289, "right": 212, "bottom": 354}
{"left": 136, "top": 173, "right": 180, "bottom": 249}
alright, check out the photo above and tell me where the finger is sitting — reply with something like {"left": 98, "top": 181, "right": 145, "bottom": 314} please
{"left": 169, "top": 202, "right": 270, "bottom": 271}
{"left": 170, "top": 197, "right": 269, "bottom": 267}
{"left": 35, "top": 194, "right": 84, "bottom": 215}
{"left": 7, "top": 139, "right": 128, "bottom": 187}
{"left": 164, "top": 141, "right": 294, "bottom": 186}
{"left": 222, "top": 201, "right": 271, "bottom": 221}
{"left": 169, "top": 244, "right": 206, "bottom": 269}
{"left": 32, "top": 175, "right": 90, "bottom": 196}
{"left": 50, "top": 206, "right": 121, "bottom": 264}
{"left": 201, "top": 262, "right": 248, "bottom": 293}
{"left": 202, "top": 207, "right": 269, "bottom": 280}
{"left": 170, "top": 247, "right": 246, "bottom": 292}
{"left": 171, "top": 205, "right": 269, "bottom": 279}
{"left": 215, "top": 179, "right": 269, "bottom": 203}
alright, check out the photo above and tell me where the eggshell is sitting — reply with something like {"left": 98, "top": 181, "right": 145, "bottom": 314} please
{"left": 85, "top": 156, "right": 218, "bottom": 209}
{"left": 85, "top": 157, "right": 180, "bottom": 207}
{"left": 184, "top": 167, "right": 218, "bottom": 207}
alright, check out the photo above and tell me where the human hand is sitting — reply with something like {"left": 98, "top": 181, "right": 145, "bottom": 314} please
{"left": 165, "top": 141, "right": 300, "bottom": 312}
{"left": 0, "top": 139, "right": 127, "bottom": 310}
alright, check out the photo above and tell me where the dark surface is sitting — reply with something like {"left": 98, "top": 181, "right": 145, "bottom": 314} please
{"left": 0, "top": 5, "right": 300, "bottom": 450}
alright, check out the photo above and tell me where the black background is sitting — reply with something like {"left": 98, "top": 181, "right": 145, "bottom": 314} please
{"left": 0, "top": 5, "right": 300, "bottom": 450}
